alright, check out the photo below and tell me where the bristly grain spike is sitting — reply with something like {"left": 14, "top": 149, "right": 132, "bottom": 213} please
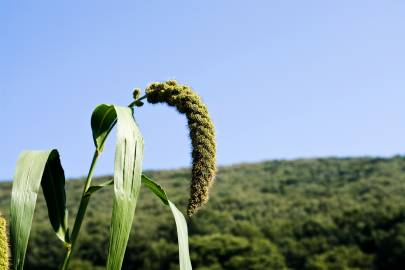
{"left": 0, "top": 216, "right": 9, "bottom": 270}
{"left": 145, "top": 80, "right": 216, "bottom": 216}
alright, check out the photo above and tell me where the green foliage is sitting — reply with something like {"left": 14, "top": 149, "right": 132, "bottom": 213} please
{"left": 142, "top": 175, "right": 192, "bottom": 270}
{"left": 191, "top": 235, "right": 287, "bottom": 270}
{"left": 103, "top": 106, "right": 144, "bottom": 270}
{"left": 306, "top": 246, "right": 374, "bottom": 270}
{"left": 69, "top": 259, "right": 104, "bottom": 270}
{"left": 9, "top": 103, "right": 194, "bottom": 270}
{"left": 2, "top": 156, "right": 405, "bottom": 269}
{"left": 10, "top": 150, "right": 68, "bottom": 270}
{"left": 7, "top": 82, "right": 213, "bottom": 270}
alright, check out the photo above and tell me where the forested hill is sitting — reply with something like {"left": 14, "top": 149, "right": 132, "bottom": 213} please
{"left": 1, "top": 157, "right": 405, "bottom": 270}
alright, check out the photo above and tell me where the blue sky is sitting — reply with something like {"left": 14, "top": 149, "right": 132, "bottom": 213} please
{"left": 1, "top": 1, "right": 405, "bottom": 180}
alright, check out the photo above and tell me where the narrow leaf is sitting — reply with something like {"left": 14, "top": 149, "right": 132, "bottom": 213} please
{"left": 10, "top": 150, "right": 69, "bottom": 270}
{"left": 85, "top": 179, "right": 114, "bottom": 196}
{"left": 169, "top": 201, "right": 192, "bottom": 270}
{"left": 97, "top": 105, "right": 143, "bottom": 270}
{"left": 142, "top": 175, "right": 193, "bottom": 270}
{"left": 141, "top": 175, "right": 168, "bottom": 205}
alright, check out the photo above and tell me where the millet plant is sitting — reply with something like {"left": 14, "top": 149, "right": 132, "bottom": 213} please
{"left": 4, "top": 80, "right": 216, "bottom": 270}
{"left": 0, "top": 215, "right": 8, "bottom": 270}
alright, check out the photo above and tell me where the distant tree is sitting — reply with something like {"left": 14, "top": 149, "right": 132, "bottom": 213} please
{"left": 306, "top": 246, "right": 374, "bottom": 270}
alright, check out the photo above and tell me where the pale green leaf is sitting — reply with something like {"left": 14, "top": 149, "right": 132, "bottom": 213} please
{"left": 93, "top": 105, "right": 144, "bottom": 270}
{"left": 10, "top": 150, "right": 69, "bottom": 270}
{"left": 142, "top": 175, "right": 193, "bottom": 270}
{"left": 169, "top": 201, "right": 192, "bottom": 270}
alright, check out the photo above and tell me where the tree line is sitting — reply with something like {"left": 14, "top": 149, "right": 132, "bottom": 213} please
{"left": 1, "top": 156, "right": 405, "bottom": 269}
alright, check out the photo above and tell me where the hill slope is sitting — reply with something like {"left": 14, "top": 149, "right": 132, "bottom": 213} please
{"left": 1, "top": 157, "right": 405, "bottom": 270}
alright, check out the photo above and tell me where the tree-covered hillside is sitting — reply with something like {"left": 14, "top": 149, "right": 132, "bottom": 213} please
{"left": 1, "top": 157, "right": 405, "bottom": 270}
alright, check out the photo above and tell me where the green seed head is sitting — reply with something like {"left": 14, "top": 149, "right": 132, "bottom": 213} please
{"left": 145, "top": 80, "right": 216, "bottom": 216}
{"left": 0, "top": 216, "right": 9, "bottom": 269}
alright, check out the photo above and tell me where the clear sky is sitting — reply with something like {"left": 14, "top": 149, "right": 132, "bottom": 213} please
{"left": 1, "top": 1, "right": 405, "bottom": 180}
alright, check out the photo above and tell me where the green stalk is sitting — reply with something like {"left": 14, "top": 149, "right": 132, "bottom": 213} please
{"left": 60, "top": 150, "right": 99, "bottom": 270}
{"left": 128, "top": 95, "right": 147, "bottom": 107}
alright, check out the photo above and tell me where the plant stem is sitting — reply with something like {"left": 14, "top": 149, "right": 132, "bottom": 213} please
{"left": 60, "top": 98, "right": 146, "bottom": 270}
{"left": 60, "top": 150, "right": 99, "bottom": 270}
{"left": 60, "top": 246, "right": 72, "bottom": 270}
{"left": 128, "top": 95, "right": 147, "bottom": 107}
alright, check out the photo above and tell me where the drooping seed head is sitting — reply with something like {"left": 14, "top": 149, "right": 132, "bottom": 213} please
{"left": 145, "top": 80, "right": 216, "bottom": 216}
{"left": 0, "top": 216, "right": 9, "bottom": 269}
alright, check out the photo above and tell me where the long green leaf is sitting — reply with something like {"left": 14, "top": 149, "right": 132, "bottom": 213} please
{"left": 142, "top": 175, "right": 193, "bottom": 270}
{"left": 94, "top": 105, "right": 144, "bottom": 270}
{"left": 10, "top": 150, "right": 69, "bottom": 270}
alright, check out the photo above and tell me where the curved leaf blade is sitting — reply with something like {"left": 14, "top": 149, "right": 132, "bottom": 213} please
{"left": 91, "top": 104, "right": 118, "bottom": 152}
{"left": 85, "top": 179, "right": 114, "bottom": 196}
{"left": 141, "top": 175, "right": 169, "bottom": 205}
{"left": 104, "top": 106, "right": 144, "bottom": 270}
{"left": 10, "top": 150, "right": 69, "bottom": 270}
{"left": 142, "top": 175, "right": 193, "bottom": 270}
